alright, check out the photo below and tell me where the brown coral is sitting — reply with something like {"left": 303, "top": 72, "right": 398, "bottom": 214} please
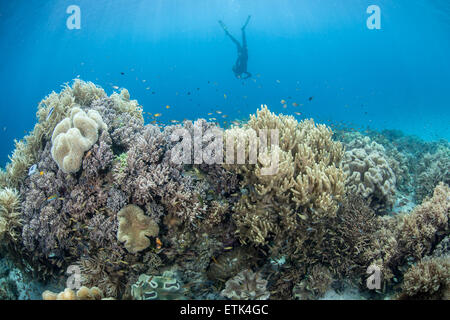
{"left": 398, "top": 256, "right": 450, "bottom": 300}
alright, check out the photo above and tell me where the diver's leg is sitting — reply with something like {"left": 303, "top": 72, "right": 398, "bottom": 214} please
{"left": 242, "top": 15, "right": 251, "bottom": 30}
{"left": 219, "top": 20, "right": 241, "bottom": 49}
{"left": 241, "top": 15, "right": 251, "bottom": 48}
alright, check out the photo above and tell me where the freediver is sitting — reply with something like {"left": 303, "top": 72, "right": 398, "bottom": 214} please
{"left": 219, "top": 15, "right": 252, "bottom": 79}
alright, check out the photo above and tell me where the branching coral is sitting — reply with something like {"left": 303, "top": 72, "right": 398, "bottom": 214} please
{"left": 292, "top": 264, "right": 333, "bottom": 300}
{"left": 363, "top": 183, "right": 450, "bottom": 282}
{"left": 395, "top": 182, "right": 450, "bottom": 261}
{"left": 414, "top": 145, "right": 450, "bottom": 202}
{"left": 221, "top": 269, "right": 270, "bottom": 300}
{"left": 0, "top": 187, "right": 22, "bottom": 244}
{"left": 224, "top": 106, "right": 345, "bottom": 268}
{"left": 398, "top": 256, "right": 450, "bottom": 300}
{"left": 117, "top": 204, "right": 159, "bottom": 254}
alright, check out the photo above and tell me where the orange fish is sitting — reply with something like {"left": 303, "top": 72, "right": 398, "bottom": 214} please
{"left": 156, "top": 237, "right": 162, "bottom": 249}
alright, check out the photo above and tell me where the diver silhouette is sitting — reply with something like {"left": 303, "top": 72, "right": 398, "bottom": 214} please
{"left": 219, "top": 15, "right": 252, "bottom": 79}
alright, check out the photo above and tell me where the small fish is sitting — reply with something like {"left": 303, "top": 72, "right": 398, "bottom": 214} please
{"left": 146, "top": 87, "right": 150, "bottom": 90}
{"left": 112, "top": 85, "right": 119, "bottom": 90}
{"left": 46, "top": 107, "right": 55, "bottom": 121}
{"left": 154, "top": 113, "right": 162, "bottom": 117}
{"left": 121, "top": 72, "right": 125, "bottom": 75}
{"left": 207, "top": 113, "right": 213, "bottom": 116}
{"left": 40, "top": 171, "right": 44, "bottom": 176}
{"left": 280, "top": 99, "right": 286, "bottom": 104}
{"left": 223, "top": 94, "right": 227, "bottom": 99}
{"left": 294, "top": 112, "right": 302, "bottom": 116}
{"left": 224, "top": 246, "right": 233, "bottom": 251}
{"left": 170, "top": 120, "right": 179, "bottom": 123}
{"left": 308, "top": 96, "right": 314, "bottom": 101}
{"left": 28, "top": 164, "right": 37, "bottom": 176}
{"left": 165, "top": 105, "right": 170, "bottom": 109}
{"left": 216, "top": 110, "right": 222, "bottom": 114}
{"left": 156, "top": 237, "right": 162, "bottom": 249}
{"left": 47, "top": 195, "right": 57, "bottom": 202}
{"left": 292, "top": 102, "right": 299, "bottom": 107}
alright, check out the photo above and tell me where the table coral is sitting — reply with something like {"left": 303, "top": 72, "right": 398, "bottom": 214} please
{"left": 117, "top": 204, "right": 159, "bottom": 253}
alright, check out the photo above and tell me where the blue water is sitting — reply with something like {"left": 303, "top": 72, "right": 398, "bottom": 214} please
{"left": 1, "top": 0, "right": 449, "bottom": 167}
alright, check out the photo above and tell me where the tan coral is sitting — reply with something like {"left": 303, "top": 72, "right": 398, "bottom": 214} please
{"left": 223, "top": 106, "right": 345, "bottom": 257}
{"left": 42, "top": 286, "right": 105, "bottom": 300}
{"left": 51, "top": 106, "right": 107, "bottom": 173}
{"left": 343, "top": 136, "right": 396, "bottom": 212}
{"left": 117, "top": 204, "right": 159, "bottom": 253}
{"left": 399, "top": 256, "right": 450, "bottom": 300}
{"left": 0, "top": 187, "right": 22, "bottom": 243}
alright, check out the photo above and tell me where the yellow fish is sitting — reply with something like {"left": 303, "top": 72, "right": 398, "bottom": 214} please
{"left": 223, "top": 94, "right": 227, "bottom": 99}
{"left": 154, "top": 113, "right": 162, "bottom": 117}
{"left": 166, "top": 105, "right": 170, "bottom": 109}
{"left": 40, "top": 171, "right": 44, "bottom": 176}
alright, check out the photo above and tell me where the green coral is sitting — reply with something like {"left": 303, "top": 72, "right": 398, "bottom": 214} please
{"left": 131, "top": 270, "right": 187, "bottom": 300}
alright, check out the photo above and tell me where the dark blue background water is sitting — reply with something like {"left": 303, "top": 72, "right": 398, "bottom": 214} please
{"left": 1, "top": 0, "right": 449, "bottom": 167}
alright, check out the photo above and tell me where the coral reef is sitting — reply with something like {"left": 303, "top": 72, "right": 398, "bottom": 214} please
{"left": 221, "top": 269, "right": 270, "bottom": 300}
{"left": 117, "top": 204, "right": 159, "bottom": 253}
{"left": 1, "top": 80, "right": 449, "bottom": 301}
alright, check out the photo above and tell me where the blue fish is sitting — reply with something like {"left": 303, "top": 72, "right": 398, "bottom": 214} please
{"left": 46, "top": 107, "right": 54, "bottom": 121}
